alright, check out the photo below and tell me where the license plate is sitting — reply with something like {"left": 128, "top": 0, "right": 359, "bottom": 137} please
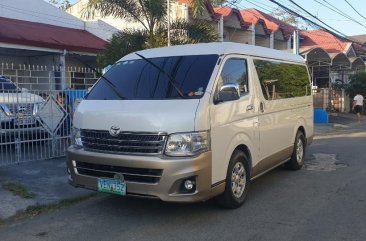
{"left": 97, "top": 178, "right": 126, "bottom": 196}
{"left": 15, "top": 117, "right": 35, "bottom": 126}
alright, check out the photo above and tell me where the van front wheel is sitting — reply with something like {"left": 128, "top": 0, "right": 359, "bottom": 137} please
{"left": 217, "top": 150, "right": 250, "bottom": 209}
{"left": 285, "top": 131, "right": 305, "bottom": 170}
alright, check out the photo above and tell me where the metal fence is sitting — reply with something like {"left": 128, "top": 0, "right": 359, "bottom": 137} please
{"left": 0, "top": 63, "right": 99, "bottom": 166}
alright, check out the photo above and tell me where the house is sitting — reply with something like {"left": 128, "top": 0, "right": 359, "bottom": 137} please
{"left": 300, "top": 29, "right": 366, "bottom": 112}
{"left": 0, "top": 0, "right": 108, "bottom": 90}
{"left": 239, "top": 8, "right": 295, "bottom": 50}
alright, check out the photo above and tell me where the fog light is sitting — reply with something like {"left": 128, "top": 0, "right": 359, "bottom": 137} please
{"left": 184, "top": 179, "right": 195, "bottom": 190}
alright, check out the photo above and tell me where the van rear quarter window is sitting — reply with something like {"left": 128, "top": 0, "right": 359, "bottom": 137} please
{"left": 253, "top": 60, "right": 311, "bottom": 100}
{"left": 86, "top": 55, "right": 219, "bottom": 100}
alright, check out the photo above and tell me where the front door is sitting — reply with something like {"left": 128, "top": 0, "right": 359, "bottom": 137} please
{"left": 210, "top": 56, "right": 259, "bottom": 184}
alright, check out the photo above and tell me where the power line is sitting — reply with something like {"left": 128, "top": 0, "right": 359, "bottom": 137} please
{"left": 312, "top": 0, "right": 366, "bottom": 29}
{"left": 287, "top": 0, "right": 348, "bottom": 38}
{"left": 226, "top": 1, "right": 297, "bottom": 32}
{"left": 343, "top": 0, "right": 366, "bottom": 22}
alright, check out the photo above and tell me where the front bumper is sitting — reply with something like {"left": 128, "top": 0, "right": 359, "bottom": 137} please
{"left": 67, "top": 147, "right": 222, "bottom": 202}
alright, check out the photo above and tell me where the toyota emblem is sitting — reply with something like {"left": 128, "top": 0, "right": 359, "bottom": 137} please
{"left": 109, "top": 126, "right": 121, "bottom": 137}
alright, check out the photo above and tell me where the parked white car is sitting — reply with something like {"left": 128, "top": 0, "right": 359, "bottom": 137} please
{"left": 0, "top": 76, "right": 44, "bottom": 136}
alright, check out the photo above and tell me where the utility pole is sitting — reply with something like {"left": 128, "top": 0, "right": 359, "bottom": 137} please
{"left": 167, "top": 0, "right": 171, "bottom": 46}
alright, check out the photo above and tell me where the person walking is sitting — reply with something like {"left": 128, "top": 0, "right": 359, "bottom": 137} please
{"left": 352, "top": 93, "right": 364, "bottom": 123}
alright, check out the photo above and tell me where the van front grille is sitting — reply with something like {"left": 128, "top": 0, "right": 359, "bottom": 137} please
{"left": 80, "top": 129, "right": 167, "bottom": 155}
{"left": 75, "top": 161, "right": 163, "bottom": 184}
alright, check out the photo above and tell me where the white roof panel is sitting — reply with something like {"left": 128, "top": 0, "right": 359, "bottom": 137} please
{"left": 120, "top": 42, "right": 305, "bottom": 63}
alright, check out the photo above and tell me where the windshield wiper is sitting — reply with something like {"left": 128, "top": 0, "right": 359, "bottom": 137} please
{"left": 135, "top": 53, "right": 185, "bottom": 98}
{"left": 99, "top": 75, "right": 126, "bottom": 100}
{"left": 72, "top": 56, "right": 126, "bottom": 100}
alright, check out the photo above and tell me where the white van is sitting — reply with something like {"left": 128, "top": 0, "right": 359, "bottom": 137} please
{"left": 67, "top": 42, "right": 313, "bottom": 208}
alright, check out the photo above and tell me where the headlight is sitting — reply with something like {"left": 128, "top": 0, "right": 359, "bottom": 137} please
{"left": 0, "top": 104, "right": 12, "bottom": 116}
{"left": 33, "top": 102, "right": 44, "bottom": 115}
{"left": 72, "top": 128, "right": 83, "bottom": 147}
{"left": 165, "top": 131, "right": 210, "bottom": 157}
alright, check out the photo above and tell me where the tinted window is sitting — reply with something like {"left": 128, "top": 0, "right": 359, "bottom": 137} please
{"left": 254, "top": 60, "right": 311, "bottom": 100}
{"left": 86, "top": 55, "right": 219, "bottom": 100}
{"left": 0, "top": 77, "right": 17, "bottom": 91}
{"left": 218, "top": 58, "right": 248, "bottom": 96}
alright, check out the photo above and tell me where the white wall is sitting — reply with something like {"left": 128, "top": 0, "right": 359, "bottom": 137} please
{"left": 67, "top": 0, "right": 143, "bottom": 31}
{"left": 0, "top": 0, "right": 84, "bottom": 29}
{"left": 85, "top": 20, "right": 119, "bottom": 40}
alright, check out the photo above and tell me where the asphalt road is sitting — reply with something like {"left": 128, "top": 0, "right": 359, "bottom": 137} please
{"left": 1, "top": 126, "right": 366, "bottom": 241}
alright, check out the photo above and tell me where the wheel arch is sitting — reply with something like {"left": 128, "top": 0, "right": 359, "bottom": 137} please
{"left": 233, "top": 144, "right": 252, "bottom": 178}
{"left": 293, "top": 117, "right": 307, "bottom": 144}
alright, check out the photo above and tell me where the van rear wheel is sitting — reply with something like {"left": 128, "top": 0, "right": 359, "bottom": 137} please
{"left": 217, "top": 150, "right": 250, "bottom": 209}
{"left": 285, "top": 131, "right": 305, "bottom": 170}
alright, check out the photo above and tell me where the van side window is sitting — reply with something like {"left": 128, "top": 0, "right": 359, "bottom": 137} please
{"left": 218, "top": 58, "right": 248, "bottom": 96}
{"left": 253, "top": 60, "right": 311, "bottom": 100}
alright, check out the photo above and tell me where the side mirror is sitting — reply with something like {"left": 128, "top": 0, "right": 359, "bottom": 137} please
{"left": 216, "top": 83, "right": 240, "bottom": 104}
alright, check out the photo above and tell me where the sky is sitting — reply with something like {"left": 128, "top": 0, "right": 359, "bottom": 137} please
{"left": 65, "top": 0, "right": 366, "bottom": 36}
{"left": 235, "top": 0, "right": 366, "bottom": 36}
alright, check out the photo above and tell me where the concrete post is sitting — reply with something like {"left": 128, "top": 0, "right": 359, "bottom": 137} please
{"left": 184, "top": 5, "right": 189, "bottom": 21}
{"left": 219, "top": 15, "right": 224, "bottom": 42}
{"left": 293, "top": 30, "right": 299, "bottom": 55}
{"left": 60, "top": 50, "right": 67, "bottom": 90}
{"left": 287, "top": 35, "right": 291, "bottom": 50}
{"left": 270, "top": 32, "right": 274, "bottom": 49}
{"left": 251, "top": 24, "right": 255, "bottom": 45}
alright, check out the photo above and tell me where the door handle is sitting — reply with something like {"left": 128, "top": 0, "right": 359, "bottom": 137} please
{"left": 260, "top": 102, "right": 265, "bottom": 113}
{"left": 246, "top": 104, "right": 254, "bottom": 111}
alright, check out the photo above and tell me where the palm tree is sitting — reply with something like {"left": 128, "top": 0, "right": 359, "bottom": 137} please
{"left": 84, "top": 0, "right": 167, "bottom": 45}
{"left": 84, "top": 0, "right": 218, "bottom": 66}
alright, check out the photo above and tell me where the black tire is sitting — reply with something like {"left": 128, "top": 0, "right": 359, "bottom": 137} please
{"left": 285, "top": 131, "right": 306, "bottom": 170}
{"left": 217, "top": 150, "right": 250, "bottom": 209}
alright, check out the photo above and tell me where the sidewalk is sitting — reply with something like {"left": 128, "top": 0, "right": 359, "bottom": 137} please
{"left": 0, "top": 157, "right": 92, "bottom": 220}
{"left": 0, "top": 112, "right": 364, "bottom": 221}
{"left": 315, "top": 112, "right": 365, "bottom": 136}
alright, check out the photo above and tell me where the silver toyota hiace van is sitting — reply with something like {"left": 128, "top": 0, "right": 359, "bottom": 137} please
{"left": 67, "top": 42, "right": 313, "bottom": 208}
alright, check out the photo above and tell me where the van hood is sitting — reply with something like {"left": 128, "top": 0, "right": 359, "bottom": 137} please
{"left": 74, "top": 99, "right": 200, "bottom": 133}
{"left": 0, "top": 92, "right": 43, "bottom": 104}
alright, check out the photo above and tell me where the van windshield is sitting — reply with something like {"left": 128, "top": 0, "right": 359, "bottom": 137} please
{"left": 86, "top": 54, "right": 219, "bottom": 100}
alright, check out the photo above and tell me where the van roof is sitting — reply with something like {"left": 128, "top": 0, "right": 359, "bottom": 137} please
{"left": 120, "top": 42, "right": 305, "bottom": 63}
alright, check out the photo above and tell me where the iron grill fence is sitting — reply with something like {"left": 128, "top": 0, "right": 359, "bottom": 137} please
{"left": 0, "top": 63, "right": 100, "bottom": 166}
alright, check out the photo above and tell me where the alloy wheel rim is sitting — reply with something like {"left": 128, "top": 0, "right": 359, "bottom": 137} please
{"left": 231, "top": 162, "right": 246, "bottom": 198}
{"left": 296, "top": 139, "right": 304, "bottom": 164}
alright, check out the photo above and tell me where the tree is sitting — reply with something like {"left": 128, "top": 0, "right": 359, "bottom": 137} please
{"left": 346, "top": 71, "right": 366, "bottom": 99}
{"left": 49, "top": 0, "right": 71, "bottom": 10}
{"left": 84, "top": 0, "right": 168, "bottom": 45}
{"left": 191, "top": 0, "right": 228, "bottom": 16}
{"left": 269, "top": 7, "right": 308, "bottom": 29}
{"left": 96, "top": 30, "right": 147, "bottom": 67}
{"left": 84, "top": 0, "right": 218, "bottom": 67}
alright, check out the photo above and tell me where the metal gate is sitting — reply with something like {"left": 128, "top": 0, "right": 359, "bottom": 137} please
{"left": 0, "top": 64, "right": 99, "bottom": 166}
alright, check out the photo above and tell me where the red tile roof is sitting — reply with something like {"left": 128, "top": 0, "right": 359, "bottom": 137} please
{"left": 240, "top": 8, "right": 296, "bottom": 37}
{"left": 300, "top": 29, "right": 349, "bottom": 53}
{"left": 214, "top": 6, "right": 250, "bottom": 28}
{"left": 0, "top": 17, "right": 106, "bottom": 53}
